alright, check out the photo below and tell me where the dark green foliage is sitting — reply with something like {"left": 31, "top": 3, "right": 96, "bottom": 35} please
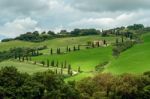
{"left": 68, "top": 64, "right": 72, "bottom": 75}
{"left": 113, "top": 41, "right": 135, "bottom": 56}
{"left": 15, "top": 31, "right": 55, "bottom": 42}
{"left": 56, "top": 61, "right": 59, "bottom": 67}
{"left": 51, "top": 60, "right": 55, "bottom": 67}
{"left": 127, "top": 24, "right": 144, "bottom": 30}
{"left": 0, "top": 66, "right": 79, "bottom": 99}
{"left": 103, "top": 39, "right": 106, "bottom": 45}
{"left": 77, "top": 73, "right": 150, "bottom": 99}
{"left": 0, "top": 66, "right": 44, "bottom": 99}
{"left": 78, "top": 66, "right": 81, "bottom": 73}
{"left": 50, "top": 48, "right": 53, "bottom": 55}
{"left": 71, "top": 29, "right": 99, "bottom": 36}
{"left": 73, "top": 46, "right": 76, "bottom": 51}
{"left": 95, "top": 61, "right": 108, "bottom": 72}
{"left": 41, "top": 61, "right": 45, "bottom": 66}
{"left": 47, "top": 59, "right": 50, "bottom": 67}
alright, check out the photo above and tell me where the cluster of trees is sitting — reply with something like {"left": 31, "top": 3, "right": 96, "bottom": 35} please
{"left": 0, "top": 46, "right": 46, "bottom": 62}
{"left": 38, "top": 60, "right": 77, "bottom": 75}
{"left": 113, "top": 40, "right": 135, "bottom": 56}
{"left": 101, "top": 24, "right": 144, "bottom": 38}
{"left": 50, "top": 45, "right": 80, "bottom": 55}
{"left": 76, "top": 72, "right": 150, "bottom": 99}
{"left": 0, "top": 66, "right": 79, "bottom": 99}
{"left": 2, "top": 29, "right": 100, "bottom": 42}
{"left": 2, "top": 31, "right": 56, "bottom": 42}
{"left": 127, "top": 24, "right": 144, "bottom": 30}
{"left": 0, "top": 66, "right": 149, "bottom": 99}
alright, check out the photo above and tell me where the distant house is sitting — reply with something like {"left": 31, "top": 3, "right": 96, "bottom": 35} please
{"left": 93, "top": 40, "right": 104, "bottom": 46}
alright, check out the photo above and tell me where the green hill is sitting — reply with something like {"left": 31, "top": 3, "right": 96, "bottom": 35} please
{"left": 0, "top": 35, "right": 118, "bottom": 52}
{"left": 104, "top": 33, "right": 150, "bottom": 74}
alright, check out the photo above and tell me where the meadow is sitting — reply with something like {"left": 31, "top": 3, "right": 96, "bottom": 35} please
{"left": 0, "top": 33, "right": 150, "bottom": 81}
{"left": 104, "top": 33, "right": 150, "bottom": 74}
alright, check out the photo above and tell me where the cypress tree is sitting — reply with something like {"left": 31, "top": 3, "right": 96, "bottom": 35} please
{"left": 116, "top": 38, "right": 119, "bottom": 45}
{"left": 68, "top": 64, "right": 71, "bottom": 75}
{"left": 78, "top": 66, "right": 81, "bottom": 73}
{"left": 73, "top": 46, "right": 76, "bottom": 51}
{"left": 51, "top": 60, "right": 55, "bottom": 67}
{"left": 36, "top": 49, "right": 39, "bottom": 56}
{"left": 61, "top": 68, "right": 63, "bottom": 75}
{"left": 47, "top": 59, "right": 50, "bottom": 67}
{"left": 103, "top": 40, "right": 106, "bottom": 45}
{"left": 50, "top": 48, "right": 53, "bottom": 55}
{"left": 66, "top": 46, "right": 69, "bottom": 52}
{"left": 78, "top": 45, "right": 80, "bottom": 50}
{"left": 55, "top": 69, "right": 58, "bottom": 74}
{"left": 64, "top": 61, "right": 67, "bottom": 68}
{"left": 61, "top": 62, "right": 64, "bottom": 68}
{"left": 68, "top": 48, "right": 71, "bottom": 52}
{"left": 121, "top": 36, "right": 124, "bottom": 43}
{"left": 92, "top": 43, "right": 95, "bottom": 48}
{"left": 22, "top": 56, "right": 24, "bottom": 62}
{"left": 56, "top": 61, "right": 59, "bottom": 67}
{"left": 97, "top": 42, "right": 100, "bottom": 47}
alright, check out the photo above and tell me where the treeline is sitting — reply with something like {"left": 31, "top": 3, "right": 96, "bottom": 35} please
{"left": 0, "top": 66, "right": 149, "bottom": 99}
{"left": 113, "top": 40, "right": 136, "bottom": 56}
{"left": 0, "top": 46, "right": 46, "bottom": 61}
{"left": 0, "top": 66, "right": 79, "bottom": 99}
{"left": 101, "top": 24, "right": 144, "bottom": 37}
{"left": 77, "top": 72, "right": 150, "bottom": 99}
{"left": 2, "top": 29, "right": 100, "bottom": 42}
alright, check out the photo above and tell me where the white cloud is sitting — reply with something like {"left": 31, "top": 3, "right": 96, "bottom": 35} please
{"left": 0, "top": 17, "right": 41, "bottom": 37}
{"left": 0, "top": 0, "right": 150, "bottom": 38}
{"left": 69, "top": 11, "right": 148, "bottom": 29}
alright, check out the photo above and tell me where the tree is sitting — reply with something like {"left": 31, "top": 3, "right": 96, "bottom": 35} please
{"left": 68, "top": 64, "right": 71, "bottom": 75}
{"left": 64, "top": 61, "right": 67, "bottom": 68}
{"left": 78, "top": 66, "right": 81, "bottom": 73}
{"left": 66, "top": 46, "right": 69, "bottom": 52}
{"left": 47, "top": 59, "right": 50, "bottom": 67}
{"left": 73, "top": 46, "right": 76, "bottom": 51}
{"left": 121, "top": 36, "right": 124, "bottom": 43}
{"left": 56, "top": 61, "right": 59, "bottom": 67}
{"left": 60, "top": 68, "right": 63, "bottom": 75}
{"left": 78, "top": 45, "right": 80, "bottom": 50}
{"left": 116, "top": 38, "right": 119, "bottom": 45}
{"left": 51, "top": 60, "right": 55, "bottom": 67}
{"left": 68, "top": 48, "right": 71, "bottom": 52}
{"left": 50, "top": 48, "right": 53, "bottom": 55}
{"left": 103, "top": 40, "right": 106, "bottom": 45}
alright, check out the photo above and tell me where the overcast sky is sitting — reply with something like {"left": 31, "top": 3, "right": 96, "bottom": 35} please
{"left": 0, "top": 0, "right": 150, "bottom": 38}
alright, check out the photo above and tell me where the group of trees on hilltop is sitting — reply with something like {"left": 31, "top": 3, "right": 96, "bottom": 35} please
{"left": 0, "top": 66, "right": 149, "bottom": 99}
{"left": 2, "top": 29, "right": 100, "bottom": 42}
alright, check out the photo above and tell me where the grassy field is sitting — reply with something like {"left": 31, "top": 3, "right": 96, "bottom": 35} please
{"left": 1, "top": 34, "right": 150, "bottom": 81}
{"left": 0, "top": 35, "right": 119, "bottom": 52}
{"left": 104, "top": 33, "right": 150, "bottom": 74}
{"left": 0, "top": 60, "right": 50, "bottom": 74}
{"left": 0, "top": 35, "right": 118, "bottom": 81}
{"left": 32, "top": 47, "right": 112, "bottom": 72}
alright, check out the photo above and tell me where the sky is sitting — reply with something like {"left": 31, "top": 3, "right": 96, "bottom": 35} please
{"left": 0, "top": 0, "right": 150, "bottom": 38}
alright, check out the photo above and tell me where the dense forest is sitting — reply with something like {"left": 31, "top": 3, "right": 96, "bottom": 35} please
{"left": 0, "top": 66, "right": 149, "bottom": 99}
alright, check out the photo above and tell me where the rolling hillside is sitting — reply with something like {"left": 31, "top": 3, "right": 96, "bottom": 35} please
{"left": 104, "top": 33, "right": 150, "bottom": 74}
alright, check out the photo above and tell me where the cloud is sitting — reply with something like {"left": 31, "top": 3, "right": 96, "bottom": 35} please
{"left": 69, "top": 11, "right": 149, "bottom": 29}
{"left": 0, "top": 0, "right": 49, "bottom": 15}
{"left": 0, "top": 17, "right": 41, "bottom": 37}
{"left": 71, "top": 0, "right": 150, "bottom": 12}
{"left": 0, "top": 0, "right": 150, "bottom": 38}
